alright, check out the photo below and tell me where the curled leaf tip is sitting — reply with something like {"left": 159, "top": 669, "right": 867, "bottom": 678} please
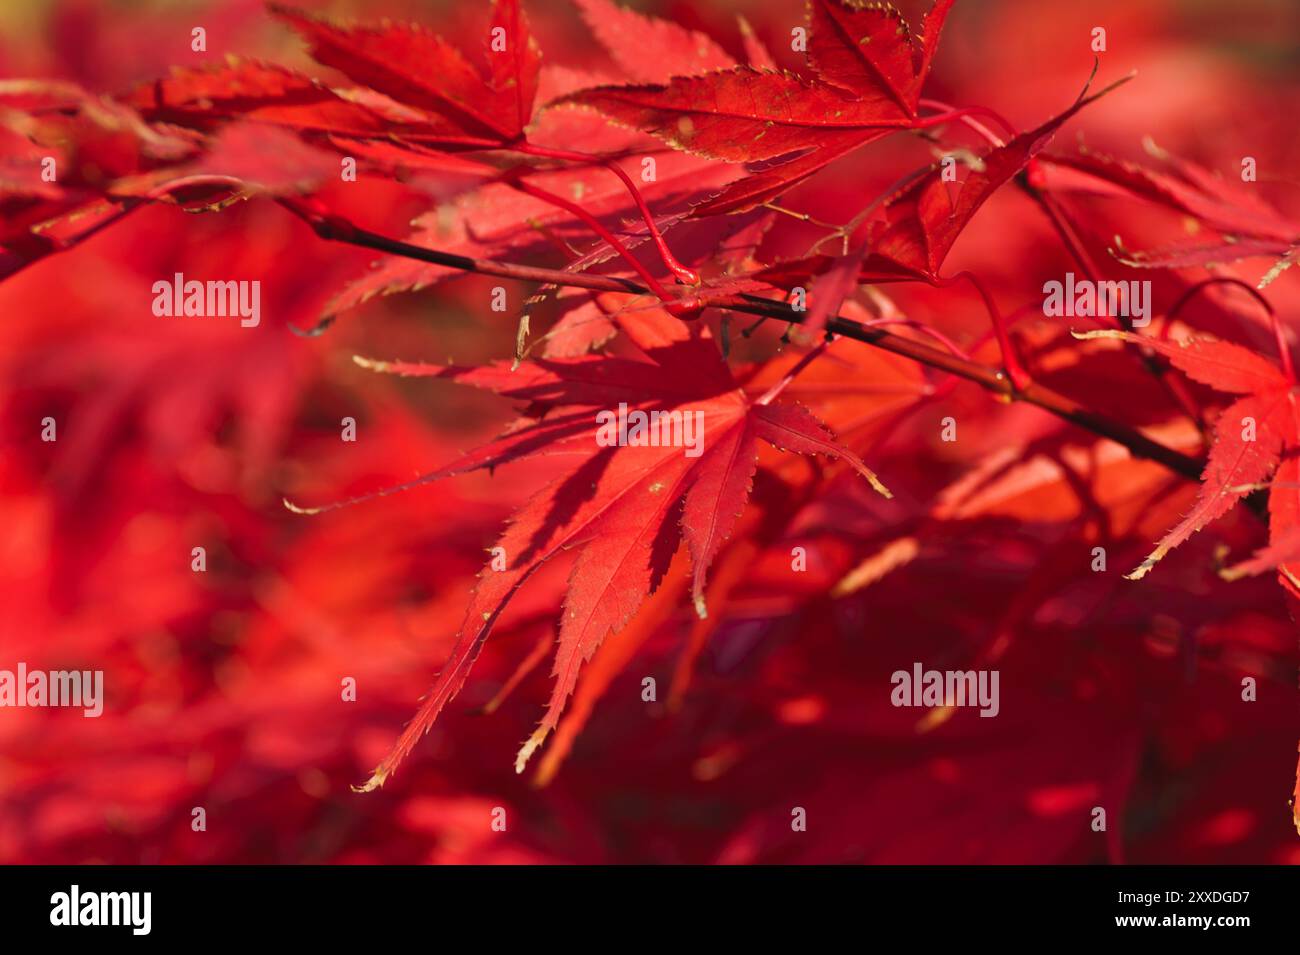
{"left": 852, "top": 461, "right": 891, "bottom": 498}
{"left": 861, "top": 470, "right": 892, "bottom": 498}
{"left": 1071, "top": 328, "right": 1131, "bottom": 343}
{"left": 514, "top": 729, "right": 547, "bottom": 775}
{"left": 1125, "top": 557, "right": 1158, "bottom": 581}
{"left": 282, "top": 496, "right": 319, "bottom": 515}
{"left": 352, "top": 768, "right": 388, "bottom": 794}
{"left": 288, "top": 314, "right": 336, "bottom": 338}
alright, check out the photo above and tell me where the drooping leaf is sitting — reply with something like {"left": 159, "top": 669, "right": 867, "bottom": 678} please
{"left": 345, "top": 310, "right": 889, "bottom": 787}
{"left": 1075, "top": 329, "right": 1298, "bottom": 584}
{"left": 857, "top": 78, "right": 1130, "bottom": 281}
{"left": 1126, "top": 391, "right": 1285, "bottom": 580}
{"left": 756, "top": 76, "right": 1130, "bottom": 300}
{"left": 1039, "top": 145, "right": 1299, "bottom": 273}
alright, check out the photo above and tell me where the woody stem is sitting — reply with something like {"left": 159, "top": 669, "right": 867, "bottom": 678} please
{"left": 277, "top": 198, "right": 1205, "bottom": 483}
{"left": 1023, "top": 183, "right": 1205, "bottom": 427}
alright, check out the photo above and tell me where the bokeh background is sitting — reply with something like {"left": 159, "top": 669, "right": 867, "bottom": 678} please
{"left": 1, "top": 0, "right": 1298, "bottom": 863}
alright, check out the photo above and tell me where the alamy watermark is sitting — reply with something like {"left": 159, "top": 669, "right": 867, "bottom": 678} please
{"left": 1042, "top": 272, "right": 1151, "bottom": 327}
{"left": 50, "top": 885, "right": 150, "bottom": 935}
{"left": 595, "top": 402, "right": 704, "bottom": 458}
{"left": 891, "top": 662, "right": 1000, "bottom": 717}
{"left": 0, "top": 663, "right": 103, "bottom": 717}
{"left": 152, "top": 272, "right": 261, "bottom": 327}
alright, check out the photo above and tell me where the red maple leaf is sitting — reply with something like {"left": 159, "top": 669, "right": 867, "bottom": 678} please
{"left": 291, "top": 308, "right": 889, "bottom": 787}
{"left": 559, "top": 0, "right": 955, "bottom": 216}
{"left": 269, "top": 1, "right": 541, "bottom": 148}
{"left": 573, "top": 0, "right": 736, "bottom": 84}
{"left": 747, "top": 72, "right": 1129, "bottom": 339}
{"left": 4, "top": 0, "right": 1297, "bottom": 864}
{"left": 1076, "top": 329, "right": 1300, "bottom": 592}
{"left": 1036, "top": 145, "right": 1299, "bottom": 279}
{"left": 123, "top": 59, "right": 442, "bottom": 140}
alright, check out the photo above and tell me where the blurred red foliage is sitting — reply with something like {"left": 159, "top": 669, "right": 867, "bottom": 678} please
{"left": 0, "top": 0, "right": 1298, "bottom": 864}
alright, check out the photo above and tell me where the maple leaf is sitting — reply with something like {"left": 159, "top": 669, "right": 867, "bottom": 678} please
{"left": 269, "top": 0, "right": 541, "bottom": 147}
{"left": 110, "top": 122, "right": 341, "bottom": 198}
{"left": 574, "top": 0, "right": 735, "bottom": 83}
{"left": 811, "top": 75, "right": 1130, "bottom": 282}
{"left": 0, "top": 79, "right": 200, "bottom": 180}
{"left": 1038, "top": 144, "right": 1299, "bottom": 278}
{"left": 558, "top": 0, "right": 955, "bottom": 215}
{"left": 537, "top": 289, "right": 620, "bottom": 358}
{"left": 0, "top": 123, "right": 63, "bottom": 200}
{"left": 0, "top": 198, "right": 127, "bottom": 283}
{"left": 123, "top": 59, "right": 445, "bottom": 140}
{"left": 0, "top": 80, "right": 201, "bottom": 280}
{"left": 1220, "top": 526, "right": 1300, "bottom": 582}
{"left": 323, "top": 149, "right": 741, "bottom": 317}
{"left": 322, "top": 309, "right": 888, "bottom": 788}
{"left": 6, "top": 0, "right": 1297, "bottom": 867}
{"left": 1075, "top": 330, "right": 1300, "bottom": 589}
{"left": 748, "top": 72, "right": 1130, "bottom": 338}
{"left": 807, "top": 0, "right": 949, "bottom": 106}
{"left": 561, "top": 68, "right": 910, "bottom": 163}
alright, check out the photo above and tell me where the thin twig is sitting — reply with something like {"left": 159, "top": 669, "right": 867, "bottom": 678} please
{"left": 277, "top": 197, "right": 1206, "bottom": 483}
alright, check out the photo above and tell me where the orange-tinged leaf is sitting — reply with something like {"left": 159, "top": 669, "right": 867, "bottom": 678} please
{"left": 1073, "top": 330, "right": 1288, "bottom": 395}
{"left": 752, "top": 400, "right": 891, "bottom": 498}
{"left": 1294, "top": 743, "right": 1300, "bottom": 836}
